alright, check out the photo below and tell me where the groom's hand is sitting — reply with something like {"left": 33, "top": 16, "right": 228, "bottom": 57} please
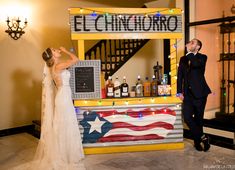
{"left": 177, "top": 93, "right": 184, "bottom": 101}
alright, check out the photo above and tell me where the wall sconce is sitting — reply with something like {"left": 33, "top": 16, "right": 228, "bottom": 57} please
{"left": 5, "top": 17, "right": 28, "bottom": 40}
{"left": 231, "top": 4, "right": 235, "bottom": 14}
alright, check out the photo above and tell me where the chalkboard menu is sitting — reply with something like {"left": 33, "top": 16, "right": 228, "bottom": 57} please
{"left": 75, "top": 67, "right": 94, "bottom": 92}
{"left": 69, "top": 60, "right": 101, "bottom": 99}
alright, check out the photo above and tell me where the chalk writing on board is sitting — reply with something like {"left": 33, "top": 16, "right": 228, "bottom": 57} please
{"left": 74, "top": 67, "right": 94, "bottom": 92}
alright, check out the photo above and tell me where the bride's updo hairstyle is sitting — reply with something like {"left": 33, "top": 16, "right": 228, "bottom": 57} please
{"left": 42, "top": 48, "right": 54, "bottom": 67}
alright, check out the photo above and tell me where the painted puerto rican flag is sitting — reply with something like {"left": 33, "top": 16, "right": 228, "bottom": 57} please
{"left": 79, "top": 107, "right": 176, "bottom": 143}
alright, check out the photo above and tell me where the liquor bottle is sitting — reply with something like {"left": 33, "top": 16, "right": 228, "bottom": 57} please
{"left": 162, "top": 74, "right": 168, "bottom": 85}
{"left": 151, "top": 75, "right": 158, "bottom": 96}
{"left": 106, "top": 76, "right": 114, "bottom": 98}
{"left": 121, "top": 76, "right": 129, "bottom": 97}
{"left": 130, "top": 86, "right": 136, "bottom": 97}
{"left": 135, "top": 75, "right": 143, "bottom": 97}
{"left": 143, "top": 77, "right": 151, "bottom": 97}
{"left": 114, "top": 76, "right": 121, "bottom": 98}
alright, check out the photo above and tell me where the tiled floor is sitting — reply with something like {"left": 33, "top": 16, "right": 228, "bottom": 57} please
{"left": 0, "top": 133, "right": 235, "bottom": 170}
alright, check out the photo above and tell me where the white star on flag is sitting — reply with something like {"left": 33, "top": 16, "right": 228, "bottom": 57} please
{"left": 88, "top": 116, "right": 106, "bottom": 134}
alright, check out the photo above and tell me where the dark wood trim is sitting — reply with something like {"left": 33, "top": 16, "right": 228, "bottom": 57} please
{"left": 184, "top": 0, "right": 190, "bottom": 53}
{"left": 204, "top": 116, "right": 235, "bottom": 132}
{"left": 0, "top": 125, "right": 34, "bottom": 137}
{"left": 184, "top": 129, "right": 235, "bottom": 150}
{"left": 189, "top": 16, "right": 235, "bottom": 27}
{"left": 164, "top": 39, "right": 170, "bottom": 84}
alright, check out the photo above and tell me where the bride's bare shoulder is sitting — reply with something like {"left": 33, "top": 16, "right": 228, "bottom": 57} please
{"left": 52, "top": 63, "right": 62, "bottom": 74}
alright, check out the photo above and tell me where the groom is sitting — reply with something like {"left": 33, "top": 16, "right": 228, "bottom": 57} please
{"left": 177, "top": 38, "right": 211, "bottom": 151}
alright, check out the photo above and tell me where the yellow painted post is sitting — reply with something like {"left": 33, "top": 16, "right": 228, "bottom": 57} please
{"left": 78, "top": 40, "right": 85, "bottom": 60}
{"left": 170, "top": 39, "right": 177, "bottom": 96}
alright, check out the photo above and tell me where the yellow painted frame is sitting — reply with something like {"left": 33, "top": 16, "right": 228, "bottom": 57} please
{"left": 84, "top": 143, "right": 184, "bottom": 154}
{"left": 69, "top": 8, "right": 182, "bottom": 14}
{"left": 170, "top": 39, "right": 178, "bottom": 96}
{"left": 70, "top": 8, "right": 183, "bottom": 154}
{"left": 70, "top": 8, "right": 182, "bottom": 95}
{"left": 74, "top": 96, "right": 181, "bottom": 107}
{"left": 70, "top": 8, "right": 182, "bottom": 41}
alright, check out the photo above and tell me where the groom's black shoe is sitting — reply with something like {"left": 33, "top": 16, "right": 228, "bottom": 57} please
{"left": 201, "top": 135, "right": 210, "bottom": 152}
{"left": 194, "top": 142, "right": 203, "bottom": 151}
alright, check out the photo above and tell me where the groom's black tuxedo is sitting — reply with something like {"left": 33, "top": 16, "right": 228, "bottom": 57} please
{"left": 177, "top": 52, "right": 211, "bottom": 146}
{"left": 177, "top": 53, "right": 211, "bottom": 98}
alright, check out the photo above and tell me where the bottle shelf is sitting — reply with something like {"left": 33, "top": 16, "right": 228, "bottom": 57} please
{"left": 219, "top": 53, "right": 235, "bottom": 61}
{"left": 220, "top": 22, "right": 235, "bottom": 33}
{"left": 228, "top": 80, "right": 235, "bottom": 84}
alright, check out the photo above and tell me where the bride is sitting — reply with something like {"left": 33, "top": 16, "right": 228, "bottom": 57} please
{"left": 13, "top": 47, "right": 85, "bottom": 170}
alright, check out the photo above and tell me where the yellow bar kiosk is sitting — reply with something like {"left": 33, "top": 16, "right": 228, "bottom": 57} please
{"left": 69, "top": 8, "right": 184, "bottom": 154}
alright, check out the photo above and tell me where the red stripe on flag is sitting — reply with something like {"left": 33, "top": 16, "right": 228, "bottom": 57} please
{"left": 96, "top": 108, "right": 176, "bottom": 118}
{"left": 112, "top": 122, "right": 174, "bottom": 131}
{"left": 97, "top": 134, "right": 164, "bottom": 142}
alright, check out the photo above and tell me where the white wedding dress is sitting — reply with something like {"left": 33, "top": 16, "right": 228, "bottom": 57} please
{"left": 13, "top": 66, "right": 85, "bottom": 170}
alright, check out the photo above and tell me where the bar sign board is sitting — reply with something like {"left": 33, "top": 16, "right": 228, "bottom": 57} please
{"left": 69, "top": 60, "right": 101, "bottom": 99}
{"left": 70, "top": 14, "right": 182, "bottom": 33}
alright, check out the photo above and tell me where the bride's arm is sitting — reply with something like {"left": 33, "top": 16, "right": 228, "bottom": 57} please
{"left": 55, "top": 47, "right": 79, "bottom": 71}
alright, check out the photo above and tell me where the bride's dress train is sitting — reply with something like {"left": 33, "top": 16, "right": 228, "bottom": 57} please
{"left": 12, "top": 66, "right": 85, "bottom": 170}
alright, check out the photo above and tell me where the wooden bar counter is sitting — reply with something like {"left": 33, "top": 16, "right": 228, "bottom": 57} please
{"left": 74, "top": 96, "right": 184, "bottom": 154}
